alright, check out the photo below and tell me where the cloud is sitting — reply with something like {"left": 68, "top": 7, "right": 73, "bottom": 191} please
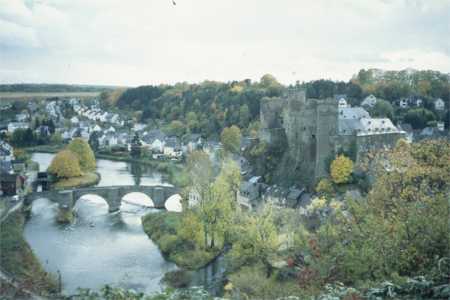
{"left": 0, "top": 0, "right": 448, "bottom": 85}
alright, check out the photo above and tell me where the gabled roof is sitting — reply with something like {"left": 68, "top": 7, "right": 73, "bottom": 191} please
{"left": 339, "top": 107, "right": 370, "bottom": 120}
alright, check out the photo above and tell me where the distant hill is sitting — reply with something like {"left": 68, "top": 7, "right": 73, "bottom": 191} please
{"left": 0, "top": 83, "right": 120, "bottom": 93}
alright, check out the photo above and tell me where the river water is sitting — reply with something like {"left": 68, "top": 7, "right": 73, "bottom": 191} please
{"left": 25, "top": 153, "right": 194, "bottom": 295}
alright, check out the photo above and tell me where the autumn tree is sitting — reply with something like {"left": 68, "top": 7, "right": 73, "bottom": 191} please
{"left": 48, "top": 150, "right": 82, "bottom": 178}
{"left": 221, "top": 125, "right": 241, "bottom": 154}
{"left": 230, "top": 206, "right": 279, "bottom": 276}
{"left": 67, "top": 138, "right": 96, "bottom": 172}
{"left": 330, "top": 155, "right": 353, "bottom": 184}
{"left": 303, "top": 140, "right": 450, "bottom": 285}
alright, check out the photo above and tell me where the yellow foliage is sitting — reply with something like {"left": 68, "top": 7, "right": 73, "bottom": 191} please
{"left": 315, "top": 178, "right": 334, "bottom": 196}
{"left": 67, "top": 138, "right": 96, "bottom": 171}
{"left": 330, "top": 155, "right": 353, "bottom": 184}
{"left": 48, "top": 150, "right": 82, "bottom": 179}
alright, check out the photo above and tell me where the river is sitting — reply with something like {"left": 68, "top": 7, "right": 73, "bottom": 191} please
{"left": 24, "top": 153, "right": 224, "bottom": 296}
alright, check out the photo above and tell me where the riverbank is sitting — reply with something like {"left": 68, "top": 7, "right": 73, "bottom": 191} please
{"left": 26, "top": 145, "right": 189, "bottom": 188}
{"left": 141, "top": 211, "right": 221, "bottom": 270}
{"left": 52, "top": 172, "right": 101, "bottom": 190}
{"left": 0, "top": 209, "right": 58, "bottom": 297}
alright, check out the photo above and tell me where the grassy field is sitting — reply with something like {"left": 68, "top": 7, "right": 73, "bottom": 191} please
{"left": 0, "top": 91, "right": 100, "bottom": 100}
{"left": 53, "top": 172, "right": 100, "bottom": 190}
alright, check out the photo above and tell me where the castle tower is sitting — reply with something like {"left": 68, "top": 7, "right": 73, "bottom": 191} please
{"left": 283, "top": 91, "right": 338, "bottom": 187}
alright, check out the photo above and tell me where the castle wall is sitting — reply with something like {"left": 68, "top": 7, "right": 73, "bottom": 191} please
{"left": 314, "top": 99, "right": 338, "bottom": 180}
{"left": 355, "top": 132, "right": 406, "bottom": 162}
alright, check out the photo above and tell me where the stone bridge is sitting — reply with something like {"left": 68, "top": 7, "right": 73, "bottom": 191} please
{"left": 25, "top": 185, "right": 180, "bottom": 212}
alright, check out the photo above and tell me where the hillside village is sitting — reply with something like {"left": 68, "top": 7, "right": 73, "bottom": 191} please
{"left": 1, "top": 76, "right": 448, "bottom": 211}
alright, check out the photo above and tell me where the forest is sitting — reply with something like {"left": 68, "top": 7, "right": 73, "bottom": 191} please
{"left": 103, "top": 69, "right": 449, "bottom": 139}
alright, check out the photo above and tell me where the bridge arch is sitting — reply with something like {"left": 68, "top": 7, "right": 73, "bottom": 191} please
{"left": 26, "top": 185, "right": 180, "bottom": 213}
{"left": 121, "top": 192, "right": 155, "bottom": 207}
{"left": 165, "top": 194, "right": 182, "bottom": 212}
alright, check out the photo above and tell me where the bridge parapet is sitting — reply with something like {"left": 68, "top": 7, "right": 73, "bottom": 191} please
{"left": 25, "top": 185, "right": 179, "bottom": 212}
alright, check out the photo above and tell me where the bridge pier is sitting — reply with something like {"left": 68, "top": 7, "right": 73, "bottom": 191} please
{"left": 107, "top": 188, "right": 121, "bottom": 212}
{"left": 57, "top": 190, "right": 75, "bottom": 223}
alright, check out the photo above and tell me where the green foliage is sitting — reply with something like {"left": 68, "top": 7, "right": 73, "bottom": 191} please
{"left": 72, "top": 285, "right": 213, "bottom": 300}
{"left": 403, "top": 108, "right": 436, "bottom": 129}
{"left": 302, "top": 140, "right": 450, "bottom": 287}
{"left": 165, "top": 120, "right": 186, "bottom": 137}
{"left": 229, "top": 207, "right": 279, "bottom": 275}
{"left": 315, "top": 178, "right": 334, "bottom": 197}
{"left": 220, "top": 125, "right": 241, "bottom": 153}
{"left": 88, "top": 132, "right": 100, "bottom": 152}
{"left": 10, "top": 128, "right": 37, "bottom": 147}
{"left": 48, "top": 150, "right": 82, "bottom": 178}
{"left": 368, "top": 98, "right": 394, "bottom": 119}
{"left": 141, "top": 212, "right": 220, "bottom": 270}
{"left": 67, "top": 138, "right": 96, "bottom": 171}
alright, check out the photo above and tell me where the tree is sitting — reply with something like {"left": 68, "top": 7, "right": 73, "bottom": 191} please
{"left": 217, "top": 159, "right": 241, "bottom": 203}
{"left": 167, "top": 120, "right": 186, "bottom": 137}
{"left": 239, "top": 104, "right": 250, "bottom": 128}
{"left": 230, "top": 206, "right": 279, "bottom": 276}
{"left": 403, "top": 108, "right": 436, "bottom": 129}
{"left": 67, "top": 138, "right": 96, "bottom": 171}
{"left": 48, "top": 150, "right": 82, "bottom": 179}
{"left": 315, "top": 178, "right": 334, "bottom": 197}
{"left": 300, "top": 140, "right": 450, "bottom": 286}
{"left": 368, "top": 99, "right": 394, "bottom": 119}
{"left": 130, "top": 133, "right": 142, "bottom": 158}
{"left": 330, "top": 155, "right": 353, "bottom": 184}
{"left": 220, "top": 125, "right": 241, "bottom": 154}
{"left": 88, "top": 132, "right": 100, "bottom": 153}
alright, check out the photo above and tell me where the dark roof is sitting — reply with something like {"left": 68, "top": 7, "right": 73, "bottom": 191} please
{"left": 143, "top": 129, "right": 166, "bottom": 143}
{"left": 165, "top": 137, "right": 181, "bottom": 148}
{"left": 184, "top": 134, "right": 202, "bottom": 143}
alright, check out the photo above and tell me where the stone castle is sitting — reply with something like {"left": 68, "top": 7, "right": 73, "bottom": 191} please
{"left": 260, "top": 89, "right": 405, "bottom": 188}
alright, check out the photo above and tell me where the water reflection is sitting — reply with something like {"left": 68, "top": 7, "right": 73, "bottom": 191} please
{"left": 24, "top": 195, "right": 177, "bottom": 295}
{"left": 26, "top": 153, "right": 222, "bottom": 296}
{"left": 130, "top": 162, "right": 142, "bottom": 186}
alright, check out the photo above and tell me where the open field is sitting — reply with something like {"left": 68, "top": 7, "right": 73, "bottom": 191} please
{"left": 0, "top": 91, "right": 100, "bottom": 100}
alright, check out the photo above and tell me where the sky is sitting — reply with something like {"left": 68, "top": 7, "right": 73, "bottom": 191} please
{"left": 0, "top": 0, "right": 449, "bottom": 86}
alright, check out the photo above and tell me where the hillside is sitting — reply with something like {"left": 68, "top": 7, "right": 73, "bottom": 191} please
{"left": 102, "top": 69, "right": 449, "bottom": 138}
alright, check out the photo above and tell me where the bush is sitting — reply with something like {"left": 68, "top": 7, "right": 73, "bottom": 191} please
{"left": 159, "top": 234, "right": 180, "bottom": 254}
{"left": 162, "top": 270, "right": 193, "bottom": 288}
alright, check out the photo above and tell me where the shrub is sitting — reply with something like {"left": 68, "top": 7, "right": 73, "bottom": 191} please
{"left": 158, "top": 234, "right": 179, "bottom": 254}
{"left": 162, "top": 270, "right": 193, "bottom": 288}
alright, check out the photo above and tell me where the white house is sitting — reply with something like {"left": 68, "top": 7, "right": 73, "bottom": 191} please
{"left": 399, "top": 98, "right": 409, "bottom": 109}
{"left": 16, "top": 112, "right": 29, "bottom": 122}
{"left": 434, "top": 98, "right": 445, "bottom": 111}
{"left": 92, "top": 124, "right": 102, "bottom": 132}
{"left": 8, "top": 122, "right": 29, "bottom": 133}
{"left": 70, "top": 116, "right": 80, "bottom": 125}
{"left": 437, "top": 122, "right": 445, "bottom": 131}
{"left": 336, "top": 96, "right": 348, "bottom": 108}
{"left": 163, "top": 137, "right": 182, "bottom": 158}
{"left": 361, "top": 94, "right": 377, "bottom": 108}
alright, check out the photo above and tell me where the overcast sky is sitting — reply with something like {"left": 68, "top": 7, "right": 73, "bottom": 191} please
{"left": 0, "top": 0, "right": 449, "bottom": 86}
